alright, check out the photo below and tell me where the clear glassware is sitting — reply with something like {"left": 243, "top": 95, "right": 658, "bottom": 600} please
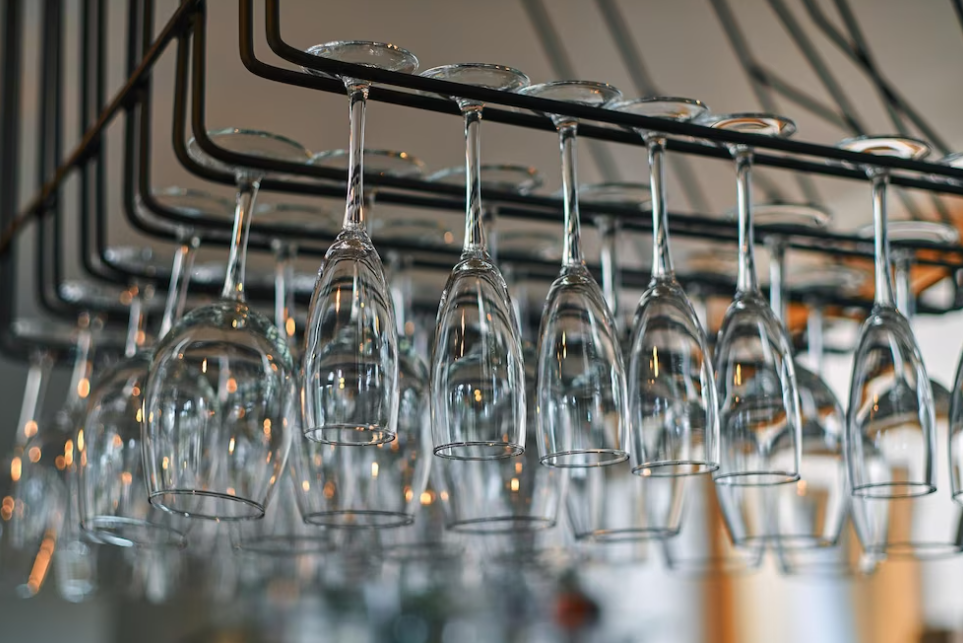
{"left": 704, "top": 113, "right": 802, "bottom": 485}
{"left": 859, "top": 219, "right": 959, "bottom": 418}
{"left": 564, "top": 192, "right": 685, "bottom": 543}
{"left": 838, "top": 135, "right": 936, "bottom": 499}
{"left": 144, "top": 129, "right": 309, "bottom": 520}
{"left": 846, "top": 218, "right": 962, "bottom": 557}
{"left": 428, "top": 163, "right": 542, "bottom": 261}
{"left": 518, "top": 80, "right": 628, "bottom": 468}
{"left": 301, "top": 43, "right": 419, "bottom": 446}
{"left": 613, "top": 97, "right": 720, "bottom": 477}
{"left": 662, "top": 474, "right": 765, "bottom": 576}
{"left": 79, "top": 280, "right": 193, "bottom": 548}
{"left": 755, "top": 206, "right": 847, "bottom": 555}
{"left": 428, "top": 165, "right": 562, "bottom": 534}
{"left": 420, "top": 63, "right": 530, "bottom": 460}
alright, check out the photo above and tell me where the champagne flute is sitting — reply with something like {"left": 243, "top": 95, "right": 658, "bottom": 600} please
{"left": 613, "top": 97, "right": 720, "bottom": 477}
{"left": 518, "top": 80, "right": 628, "bottom": 468}
{"left": 420, "top": 63, "right": 530, "bottom": 460}
{"left": 838, "top": 135, "right": 936, "bottom": 499}
{"left": 144, "top": 129, "right": 310, "bottom": 520}
{"left": 703, "top": 113, "right": 802, "bottom": 486}
{"left": 301, "top": 43, "right": 419, "bottom": 446}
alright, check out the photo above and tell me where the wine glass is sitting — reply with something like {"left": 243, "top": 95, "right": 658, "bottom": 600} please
{"left": 79, "top": 281, "right": 192, "bottom": 548}
{"left": 144, "top": 129, "right": 310, "bottom": 520}
{"left": 703, "top": 113, "right": 802, "bottom": 486}
{"left": 838, "top": 135, "right": 936, "bottom": 499}
{"left": 859, "top": 219, "right": 959, "bottom": 418}
{"left": 301, "top": 43, "right": 419, "bottom": 446}
{"left": 753, "top": 204, "right": 848, "bottom": 555}
{"left": 613, "top": 97, "right": 720, "bottom": 477}
{"left": 428, "top": 163, "right": 542, "bottom": 262}
{"left": 518, "top": 80, "right": 628, "bottom": 468}
{"left": 420, "top": 63, "right": 530, "bottom": 460}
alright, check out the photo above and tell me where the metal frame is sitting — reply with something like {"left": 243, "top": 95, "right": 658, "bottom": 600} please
{"left": 3, "top": 0, "right": 963, "bottom": 362}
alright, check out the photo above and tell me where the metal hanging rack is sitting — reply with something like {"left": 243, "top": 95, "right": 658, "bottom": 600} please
{"left": 3, "top": 0, "right": 963, "bottom": 364}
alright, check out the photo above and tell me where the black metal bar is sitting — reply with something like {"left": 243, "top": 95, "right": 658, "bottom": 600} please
{"left": 0, "top": 0, "right": 199, "bottom": 255}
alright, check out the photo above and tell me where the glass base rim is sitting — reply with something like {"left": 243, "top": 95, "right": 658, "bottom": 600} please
{"left": 540, "top": 449, "right": 629, "bottom": 468}
{"left": 446, "top": 515, "right": 556, "bottom": 534}
{"left": 303, "top": 425, "right": 396, "bottom": 447}
{"left": 852, "top": 481, "right": 936, "bottom": 499}
{"left": 149, "top": 489, "right": 265, "bottom": 521}
{"left": 85, "top": 515, "right": 188, "bottom": 549}
{"left": 633, "top": 460, "right": 719, "bottom": 477}
{"left": 714, "top": 470, "right": 800, "bottom": 486}
{"left": 576, "top": 526, "right": 679, "bottom": 542}
{"left": 433, "top": 441, "right": 524, "bottom": 461}
{"left": 302, "top": 509, "right": 414, "bottom": 529}
{"left": 233, "top": 535, "right": 333, "bottom": 556}
{"left": 865, "top": 541, "right": 963, "bottom": 560}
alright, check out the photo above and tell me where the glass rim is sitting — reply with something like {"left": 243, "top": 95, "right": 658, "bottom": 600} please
{"left": 575, "top": 526, "right": 679, "bottom": 542}
{"left": 539, "top": 449, "right": 629, "bottom": 468}
{"left": 148, "top": 489, "right": 265, "bottom": 522}
{"left": 742, "top": 202, "right": 833, "bottom": 229}
{"left": 445, "top": 515, "right": 556, "bottom": 534}
{"left": 84, "top": 515, "right": 188, "bottom": 549}
{"left": 852, "top": 481, "right": 936, "bottom": 498}
{"left": 632, "top": 460, "right": 719, "bottom": 477}
{"left": 432, "top": 441, "right": 525, "bottom": 461}
{"left": 301, "top": 509, "right": 415, "bottom": 529}
{"left": 713, "top": 470, "right": 801, "bottom": 486}
{"left": 197, "top": 127, "right": 312, "bottom": 159}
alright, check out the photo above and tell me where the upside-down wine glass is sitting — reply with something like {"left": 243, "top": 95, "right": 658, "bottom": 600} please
{"left": 293, "top": 152, "right": 432, "bottom": 529}
{"left": 565, "top": 184, "right": 684, "bottom": 545}
{"left": 421, "top": 63, "right": 529, "bottom": 460}
{"left": 144, "top": 129, "right": 311, "bottom": 520}
{"left": 80, "top": 276, "right": 194, "bottom": 548}
{"left": 300, "top": 43, "right": 419, "bottom": 446}
{"left": 614, "top": 97, "right": 720, "bottom": 477}
{"left": 518, "top": 80, "right": 628, "bottom": 468}
{"left": 704, "top": 113, "right": 802, "bottom": 486}
{"left": 429, "top": 170, "right": 562, "bottom": 535}
{"left": 850, "top": 218, "right": 961, "bottom": 558}
{"left": 756, "top": 204, "right": 848, "bottom": 556}
{"left": 838, "top": 135, "right": 936, "bottom": 499}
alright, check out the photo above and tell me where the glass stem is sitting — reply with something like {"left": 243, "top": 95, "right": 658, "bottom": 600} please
{"left": 387, "top": 251, "right": 413, "bottom": 338}
{"left": 273, "top": 240, "right": 298, "bottom": 349}
{"left": 124, "top": 287, "right": 144, "bottom": 359}
{"left": 871, "top": 170, "right": 896, "bottom": 308}
{"left": 596, "top": 215, "right": 620, "bottom": 324}
{"left": 483, "top": 206, "right": 498, "bottom": 263}
{"left": 343, "top": 82, "right": 369, "bottom": 233}
{"left": 159, "top": 236, "right": 198, "bottom": 339}
{"left": 735, "top": 146, "right": 759, "bottom": 295}
{"left": 559, "top": 121, "right": 583, "bottom": 268}
{"left": 647, "top": 135, "right": 674, "bottom": 279}
{"left": 221, "top": 176, "right": 259, "bottom": 301}
{"left": 462, "top": 105, "right": 486, "bottom": 255}
{"left": 15, "top": 352, "right": 52, "bottom": 447}
{"left": 807, "top": 305, "right": 825, "bottom": 376}
{"left": 894, "top": 252, "right": 914, "bottom": 318}
{"left": 767, "top": 236, "right": 787, "bottom": 325}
